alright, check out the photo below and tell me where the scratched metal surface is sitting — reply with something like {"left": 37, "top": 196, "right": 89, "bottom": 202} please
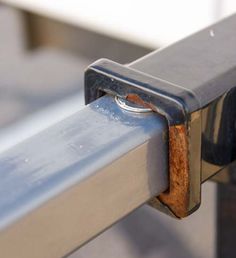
{"left": 0, "top": 96, "right": 167, "bottom": 229}
{"left": 0, "top": 96, "right": 168, "bottom": 258}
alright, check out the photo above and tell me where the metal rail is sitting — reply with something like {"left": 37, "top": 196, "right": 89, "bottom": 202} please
{"left": 0, "top": 95, "right": 168, "bottom": 258}
{"left": 1, "top": 4, "right": 235, "bottom": 257}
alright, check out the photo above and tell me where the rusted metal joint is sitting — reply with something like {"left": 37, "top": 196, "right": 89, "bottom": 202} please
{"left": 84, "top": 59, "right": 201, "bottom": 218}
{"left": 84, "top": 14, "right": 236, "bottom": 218}
{"left": 84, "top": 59, "right": 236, "bottom": 218}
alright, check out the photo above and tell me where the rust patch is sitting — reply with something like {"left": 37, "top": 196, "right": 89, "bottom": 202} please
{"left": 126, "top": 94, "right": 153, "bottom": 109}
{"left": 159, "top": 125, "right": 190, "bottom": 218}
{"left": 125, "top": 94, "right": 190, "bottom": 218}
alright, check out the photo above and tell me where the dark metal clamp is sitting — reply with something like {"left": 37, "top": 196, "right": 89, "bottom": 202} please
{"left": 85, "top": 14, "right": 236, "bottom": 218}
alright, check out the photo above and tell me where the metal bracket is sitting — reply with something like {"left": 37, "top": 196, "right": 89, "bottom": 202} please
{"left": 85, "top": 14, "right": 236, "bottom": 218}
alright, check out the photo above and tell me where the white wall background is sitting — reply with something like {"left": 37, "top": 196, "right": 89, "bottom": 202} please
{"left": 1, "top": 0, "right": 236, "bottom": 47}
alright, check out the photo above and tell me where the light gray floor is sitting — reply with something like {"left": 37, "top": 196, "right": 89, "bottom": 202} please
{"left": 0, "top": 5, "right": 216, "bottom": 258}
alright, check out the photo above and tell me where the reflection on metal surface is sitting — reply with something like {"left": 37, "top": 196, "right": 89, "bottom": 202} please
{"left": 115, "top": 96, "right": 152, "bottom": 113}
{"left": 202, "top": 88, "right": 236, "bottom": 182}
{"left": 0, "top": 95, "right": 167, "bottom": 258}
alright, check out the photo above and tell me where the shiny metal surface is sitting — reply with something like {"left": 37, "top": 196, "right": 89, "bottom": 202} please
{"left": 0, "top": 95, "right": 168, "bottom": 258}
{"left": 115, "top": 96, "right": 152, "bottom": 113}
{"left": 202, "top": 88, "right": 236, "bottom": 182}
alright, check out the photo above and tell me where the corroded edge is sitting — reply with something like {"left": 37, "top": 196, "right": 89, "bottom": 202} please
{"left": 158, "top": 125, "right": 190, "bottom": 218}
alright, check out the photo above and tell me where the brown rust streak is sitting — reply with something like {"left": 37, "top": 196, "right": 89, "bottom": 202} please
{"left": 159, "top": 125, "right": 190, "bottom": 218}
{"left": 126, "top": 94, "right": 153, "bottom": 109}
{"left": 126, "top": 94, "right": 190, "bottom": 218}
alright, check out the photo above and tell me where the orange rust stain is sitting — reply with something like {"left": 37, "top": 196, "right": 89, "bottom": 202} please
{"left": 158, "top": 124, "right": 190, "bottom": 218}
{"left": 125, "top": 93, "right": 190, "bottom": 218}
{"left": 126, "top": 94, "right": 153, "bottom": 109}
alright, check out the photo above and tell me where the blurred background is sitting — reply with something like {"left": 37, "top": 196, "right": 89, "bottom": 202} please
{"left": 0, "top": 0, "right": 235, "bottom": 257}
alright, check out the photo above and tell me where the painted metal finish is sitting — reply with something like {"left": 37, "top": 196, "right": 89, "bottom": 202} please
{"left": 0, "top": 95, "right": 168, "bottom": 258}
{"left": 131, "top": 14, "right": 236, "bottom": 108}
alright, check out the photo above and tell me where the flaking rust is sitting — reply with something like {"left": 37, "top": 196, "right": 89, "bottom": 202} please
{"left": 126, "top": 94, "right": 153, "bottom": 109}
{"left": 158, "top": 125, "right": 190, "bottom": 218}
{"left": 126, "top": 94, "right": 190, "bottom": 218}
